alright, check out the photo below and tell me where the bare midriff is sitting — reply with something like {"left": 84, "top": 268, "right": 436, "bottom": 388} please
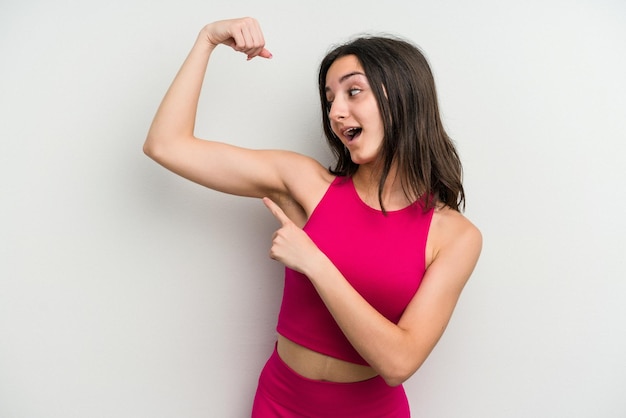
{"left": 276, "top": 335, "right": 378, "bottom": 383}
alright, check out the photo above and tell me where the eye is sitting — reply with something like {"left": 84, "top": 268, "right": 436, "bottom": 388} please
{"left": 348, "top": 88, "right": 362, "bottom": 97}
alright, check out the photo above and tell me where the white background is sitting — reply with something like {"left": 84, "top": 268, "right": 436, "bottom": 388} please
{"left": 1, "top": 0, "right": 625, "bottom": 417}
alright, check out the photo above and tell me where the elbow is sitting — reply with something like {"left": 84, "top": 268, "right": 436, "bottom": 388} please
{"left": 143, "top": 133, "right": 193, "bottom": 162}
{"left": 143, "top": 136, "right": 155, "bottom": 157}
{"left": 381, "top": 370, "right": 412, "bottom": 388}
{"left": 378, "top": 358, "right": 424, "bottom": 387}
{"left": 143, "top": 135, "right": 161, "bottom": 160}
{"left": 382, "top": 377, "right": 404, "bottom": 388}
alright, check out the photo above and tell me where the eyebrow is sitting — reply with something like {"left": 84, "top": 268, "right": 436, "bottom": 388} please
{"left": 325, "top": 71, "right": 366, "bottom": 92}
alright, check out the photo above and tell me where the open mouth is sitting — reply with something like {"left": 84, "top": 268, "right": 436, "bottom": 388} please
{"left": 343, "top": 127, "right": 362, "bottom": 142}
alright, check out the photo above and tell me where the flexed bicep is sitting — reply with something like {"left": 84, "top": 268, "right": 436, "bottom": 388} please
{"left": 143, "top": 17, "right": 310, "bottom": 198}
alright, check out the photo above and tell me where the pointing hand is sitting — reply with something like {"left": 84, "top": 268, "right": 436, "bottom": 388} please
{"left": 263, "top": 197, "right": 318, "bottom": 274}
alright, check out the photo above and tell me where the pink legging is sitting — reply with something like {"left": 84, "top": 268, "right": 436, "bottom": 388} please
{"left": 251, "top": 346, "right": 410, "bottom": 417}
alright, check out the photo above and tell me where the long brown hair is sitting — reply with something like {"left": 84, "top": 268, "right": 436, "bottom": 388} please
{"left": 318, "top": 35, "right": 465, "bottom": 212}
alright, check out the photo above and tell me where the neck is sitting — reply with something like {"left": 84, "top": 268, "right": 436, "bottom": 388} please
{"left": 352, "top": 164, "right": 412, "bottom": 211}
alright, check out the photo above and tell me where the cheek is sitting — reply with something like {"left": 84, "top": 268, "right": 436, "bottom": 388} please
{"left": 328, "top": 121, "right": 342, "bottom": 138}
{"left": 366, "top": 101, "right": 383, "bottom": 123}
{"left": 370, "top": 111, "right": 385, "bottom": 135}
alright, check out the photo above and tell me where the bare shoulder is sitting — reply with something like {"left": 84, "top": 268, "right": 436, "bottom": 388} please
{"left": 431, "top": 206, "right": 482, "bottom": 242}
{"left": 427, "top": 205, "right": 482, "bottom": 270}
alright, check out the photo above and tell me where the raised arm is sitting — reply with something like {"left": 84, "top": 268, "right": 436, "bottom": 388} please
{"left": 144, "top": 18, "right": 319, "bottom": 201}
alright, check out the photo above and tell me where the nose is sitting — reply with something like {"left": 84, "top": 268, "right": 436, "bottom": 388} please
{"left": 328, "top": 96, "right": 347, "bottom": 121}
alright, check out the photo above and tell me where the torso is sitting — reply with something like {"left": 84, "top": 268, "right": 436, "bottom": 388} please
{"left": 269, "top": 162, "right": 441, "bottom": 383}
{"left": 276, "top": 335, "right": 378, "bottom": 382}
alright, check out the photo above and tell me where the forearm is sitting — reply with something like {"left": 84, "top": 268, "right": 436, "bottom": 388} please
{"left": 304, "top": 255, "right": 426, "bottom": 386}
{"left": 144, "top": 18, "right": 271, "bottom": 166}
{"left": 144, "top": 31, "right": 215, "bottom": 153}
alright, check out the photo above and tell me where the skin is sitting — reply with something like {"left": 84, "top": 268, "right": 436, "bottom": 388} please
{"left": 144, "top": 17, "right": 482, "bottom": 387}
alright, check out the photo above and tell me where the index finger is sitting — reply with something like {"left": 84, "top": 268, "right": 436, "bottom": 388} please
{"left": 262, "top": 197, "right": 292, "bottom": 226}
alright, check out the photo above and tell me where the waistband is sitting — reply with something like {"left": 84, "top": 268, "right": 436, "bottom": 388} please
{"left": 253, "top": 345, "right": 410, "bottom": 417}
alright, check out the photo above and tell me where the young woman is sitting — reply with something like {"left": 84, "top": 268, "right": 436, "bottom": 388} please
{"left": 144, "top": 17, "right": 482, "bottom": 418}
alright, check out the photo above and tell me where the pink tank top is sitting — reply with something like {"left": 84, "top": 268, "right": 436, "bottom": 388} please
{"left": 276, "top": 176, "right": 434, "bottom": 365}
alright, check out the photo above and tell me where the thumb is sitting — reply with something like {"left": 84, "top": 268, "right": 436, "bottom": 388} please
{"left": 247, "top": 47, "right": 273, "bottom": 61}
{"left": 258, "top": 47, "right": 273, "bottom": 59}
{"left": 262, "top": 197, "right": 291, "bottom": 226}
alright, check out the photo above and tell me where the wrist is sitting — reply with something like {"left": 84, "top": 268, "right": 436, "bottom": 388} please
{"left": 196, "top": 27, "right": 219, "bottom": 53}
{"left": 303, "top": 251, "right": 333, "bottom": 285}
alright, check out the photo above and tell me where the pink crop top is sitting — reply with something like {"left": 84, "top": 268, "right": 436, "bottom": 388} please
{"left": 276, "top": 176, "right": 434, "bottom": 366}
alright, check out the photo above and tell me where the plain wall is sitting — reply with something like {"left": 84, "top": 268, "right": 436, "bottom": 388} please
{"left": 1, "top": 0, "right": 625, "bottom": 417}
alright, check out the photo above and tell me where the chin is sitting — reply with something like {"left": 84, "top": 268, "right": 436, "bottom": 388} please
{"left": 349, "top": 154, "right": 376, "bottom": 165}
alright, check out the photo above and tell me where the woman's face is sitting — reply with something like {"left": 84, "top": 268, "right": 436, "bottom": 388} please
{"left": 325, "top": 55, "right": 384, "bottom": 166}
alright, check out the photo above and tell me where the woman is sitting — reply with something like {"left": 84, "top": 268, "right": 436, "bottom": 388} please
{"left": 144, "top": 17, "right": 482, "bottom": 417}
